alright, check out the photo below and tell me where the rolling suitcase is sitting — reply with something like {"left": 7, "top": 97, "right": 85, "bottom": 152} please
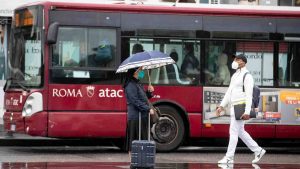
{"left": 131, "top": 112, "right": 156, "bottom": 169}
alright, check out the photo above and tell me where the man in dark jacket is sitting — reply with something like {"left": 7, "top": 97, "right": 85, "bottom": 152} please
{"left": 123, "top": 67, "right": 154, "bottom": 158}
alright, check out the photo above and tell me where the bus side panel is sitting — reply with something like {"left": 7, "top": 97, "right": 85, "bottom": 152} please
{"left": 48, "top": 85, "right": 127, "bottom": 111}
{"left": 245, "top": 125, "right": 275, "bottom": 138}
{"left": 276, "top": 125, "right": 300, "bottom": 138}
{"left": 47, "top": 112, "right": 127, "bottom": 138}
{"left": 24, "top": 111, "right": 48, "bottom": 136}
{"left": 152, "top": 86, "right": 202, "bottom": 113}
{"left": 201, "top": 124, "right": 229, "bottom": 138}
{"left": 188, "top": 113, "right": 202, "bottom": 137}
{"left": 201, "top": 124, "right": 275, "bottom": 138}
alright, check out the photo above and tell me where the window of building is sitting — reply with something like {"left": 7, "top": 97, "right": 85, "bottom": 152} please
{"left": 1, "top": 23, "right": 10, "bottom": 82}
{"left": 279, "top": 0, "right": 292, "bottom": 6}
{"left": 0, "top": 26, "right": 5, "bottom": 80}
{"left": 200, "top": 0, "right": 209, "bottom": 3}
{"left": 50, "top": 27, "right": 119, "bottom": 84}
{"left": 238, "top": 0, "right": 258, "bottom": 5}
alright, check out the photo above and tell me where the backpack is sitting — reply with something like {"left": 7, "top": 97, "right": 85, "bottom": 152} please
{"left": 243, "top": 72, "right": 260, "bottom": 108}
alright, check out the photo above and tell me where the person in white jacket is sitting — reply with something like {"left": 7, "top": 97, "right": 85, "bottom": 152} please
{"left": 216, "top": 54, "right": 266, "bottom": 164}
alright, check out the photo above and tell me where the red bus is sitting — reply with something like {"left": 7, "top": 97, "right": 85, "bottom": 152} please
{"left": 3, "top": 1, "right": 300, "bottom": 151}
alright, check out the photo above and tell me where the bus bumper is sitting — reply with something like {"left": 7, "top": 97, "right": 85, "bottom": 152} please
{"left": 3, "top": 111, "right": 48, "bottom": 137}
{"left": 24, "top": 111, "right": 48, "bottom": 137}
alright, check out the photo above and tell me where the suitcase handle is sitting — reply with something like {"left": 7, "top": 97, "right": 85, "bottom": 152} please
{"left": 139, "top": 111, "right": 151, "bottom": 141}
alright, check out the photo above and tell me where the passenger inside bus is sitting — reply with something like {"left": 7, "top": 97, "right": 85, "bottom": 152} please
{"left": 166, "top": 50, "right": 179, "bottom": 78}
{"left": 63, "top": 53, "right": 78, "bottom": 77}
{"left": 132, "top": 43, "right": 144, "bottom": 54}
{"left": 64, "top": 55, "right": 79, "bottom": 67}
{"left": 181, "top": 43, "right": 200, "bottom": 81}
{"left": 165, "top": 50, "right": 191, "bottom": 85}
{"left": 206, "top": 53, "right": 231, "bottom": 85}
{"left": 89, "top": 40, "right": 114, "bottom": 66}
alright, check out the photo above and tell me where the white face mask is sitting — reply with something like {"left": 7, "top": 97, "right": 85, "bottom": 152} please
{"left": 231, "top": 61, "right": 239, "bottom": 70}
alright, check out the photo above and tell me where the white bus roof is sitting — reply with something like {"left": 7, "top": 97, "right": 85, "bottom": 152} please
{"left": 16, "top": 0, "right": 300, "bottom": 16}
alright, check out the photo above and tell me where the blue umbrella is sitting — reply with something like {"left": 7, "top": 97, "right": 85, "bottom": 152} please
{"left": 116, "top": 51, "right": 175, "bottom": 73}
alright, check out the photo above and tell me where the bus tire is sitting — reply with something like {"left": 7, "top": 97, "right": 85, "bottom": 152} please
{"left": 153, "top": 105, "right": 185, "bottom": 152}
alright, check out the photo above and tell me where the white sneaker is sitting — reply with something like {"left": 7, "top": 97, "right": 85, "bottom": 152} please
{"left": 252, "top": 164, "right": 261, "bottom": 169}
{"left": 252, "top": 148, "right": 266, "bottom": 163}
{"left": 218, "top": 163, "right": 234, "bottom": 169}
{"left": 218, "top": 156, "right": 234, "bottom": 164}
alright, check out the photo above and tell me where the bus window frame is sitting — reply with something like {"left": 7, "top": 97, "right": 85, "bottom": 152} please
{"left": 122, "top": 36, "right": 201, "bottom": 86}
{"left": 202, "top": 39, "right": 280, "bottom": 88}
{"left": 48, "top": 25, "right": 121, "bottom": 84}
{"left": 7, "top": 5, "right": 45, "bottom": 89}
{"left": 277, "top": 42, "right": 300, "bottom": 88}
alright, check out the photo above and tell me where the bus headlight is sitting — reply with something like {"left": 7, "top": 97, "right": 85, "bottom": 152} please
{"left": 22, "top": 92, "right": 43, "bottom": 117}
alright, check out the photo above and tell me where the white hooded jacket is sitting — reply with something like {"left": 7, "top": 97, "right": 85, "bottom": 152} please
{"left": 220, "top": 67, "right": 254, "bottom": 115}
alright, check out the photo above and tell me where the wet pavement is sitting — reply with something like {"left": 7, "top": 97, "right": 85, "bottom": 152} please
{"left": 1, "top": 162, "right": 300, "bottom": 169}
{"left": 0, "top": 133, "right": 299, "bottom": 169}
{"left": 0, "top": 146, "right": 300, "bottom": 169}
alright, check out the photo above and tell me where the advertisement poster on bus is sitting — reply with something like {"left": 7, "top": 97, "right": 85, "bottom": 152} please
{"left": 203, "top": 87, "right": 300, "bottom": 125}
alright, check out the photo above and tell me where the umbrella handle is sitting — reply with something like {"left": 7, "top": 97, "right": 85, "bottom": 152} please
{"left": 147, "top": 69, "right": 151, "bottom": 86}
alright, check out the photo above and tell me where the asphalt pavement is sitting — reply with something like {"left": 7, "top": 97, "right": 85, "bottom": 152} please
{"left": 0, "top": 146, "right": 300, "bottom": 169}
{"left": 1, "top": 162, "right": 300, "bottom": 169}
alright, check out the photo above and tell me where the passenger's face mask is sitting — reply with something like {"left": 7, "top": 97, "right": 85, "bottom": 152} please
{"left": 231, "top": 61, "right": 239, "bottom": 70}
{"left": 138, "top": 70, "right": 145, "bottom": 79}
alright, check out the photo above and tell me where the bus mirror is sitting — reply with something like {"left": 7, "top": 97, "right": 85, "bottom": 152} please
{"left": 47, "top": 22, "right": 59, "bottom": 44}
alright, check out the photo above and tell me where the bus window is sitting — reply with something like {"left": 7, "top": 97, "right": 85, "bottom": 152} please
{"left": 236, "top": 42, "right": 274, "bottom": 86}
{"left": 128, "top": 38, "right": 197, "bottom": 85}
{"left": 278, "top": 43, "right": 300, "bottom": 87}
{"left": 0, "top": 41, "right": 4, "bottom": 80}
{"left": 204, "top": 41, "right": 274, "bottom": 87}
{"left": 87, "top": 28, "right": 116, "bottom": 68}
{"left": 51, "top": 27, "right": 118, "bottom": 84}
{"left": 204, "top": 41, "right": 235, "bottom": 86}
{"left": 180, "top": 41, "right": 201, "bottom": 84}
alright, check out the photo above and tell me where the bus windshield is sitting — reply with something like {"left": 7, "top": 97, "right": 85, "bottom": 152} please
{"left": 7, "top": 6, "right": 42, "bottom": 89}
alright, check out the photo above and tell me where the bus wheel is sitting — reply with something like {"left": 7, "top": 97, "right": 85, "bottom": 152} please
{"left": 152, "top": 105, "right": 185, "bottom": 152}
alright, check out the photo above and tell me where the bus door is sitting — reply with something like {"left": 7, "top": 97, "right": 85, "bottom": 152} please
{"left": 275, "top": 42, "right": 300, "bottom": 139}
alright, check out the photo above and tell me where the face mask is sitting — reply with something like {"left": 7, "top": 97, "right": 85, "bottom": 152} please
{"left": 231, "top": 61, "right": 239, "bottom": 70}
{"left": 138, "top": 70, "right": 145, "bottom": 79}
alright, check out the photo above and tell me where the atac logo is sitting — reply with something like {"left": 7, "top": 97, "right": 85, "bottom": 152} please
{"left": 86, "top": 86, "right": 95, "bottom": 97}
